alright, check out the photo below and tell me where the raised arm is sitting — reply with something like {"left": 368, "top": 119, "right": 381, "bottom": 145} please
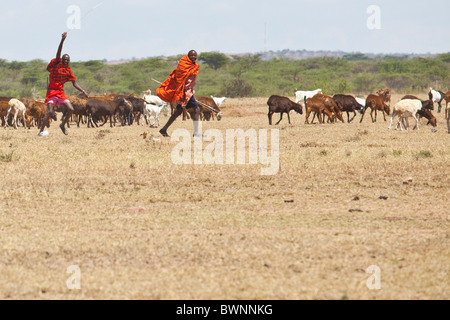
{"left": 56, "top": 32, "right": 68, "bottom": 60}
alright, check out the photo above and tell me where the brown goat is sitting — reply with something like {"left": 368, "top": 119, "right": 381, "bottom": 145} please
{"left": 196, "top": 96, "right": 222, "bottom": 121}
{"left": 304, "top": 96, "right": 334, "bottom": 124}
{"left": 377, "top": 88, "right": 391, "bottom": 106}
{"left": 267, "top": 95, "right": 303, "bottom": 125}
{"left": 360, "top": 94, "right": 391, "bottom": 123}
{"left": 312, "top": 93, "right": 344, "bottom": 123}
{"left": 417, "top": 108, "right": 437, "bottom": 127}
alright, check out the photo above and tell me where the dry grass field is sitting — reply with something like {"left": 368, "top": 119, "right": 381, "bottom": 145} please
{"left": 0, "top": 94, "right": 448, "bottom": 300}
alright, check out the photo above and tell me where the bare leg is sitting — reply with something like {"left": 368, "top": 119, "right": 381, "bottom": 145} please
{"left": 39, "top": 103, "right": 54, "bottom": 134}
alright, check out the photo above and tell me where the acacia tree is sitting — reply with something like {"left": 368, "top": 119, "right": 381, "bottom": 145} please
{"left": 198, "top": 52, "right": 229, "bottom": 70}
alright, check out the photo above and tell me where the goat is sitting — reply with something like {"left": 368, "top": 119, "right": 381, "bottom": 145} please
{"left": 333, "top": 94, "right": 364, "bottom": 123}
{"left": 313, "top": 94, "right": 344, "bottom": 123}
{"left": 401, "top": 95, "right": 434, "bottom": 110}
{"left": 211, "top": 96, "right": 227, "bottom": 107}
{"left": 417, "top": 108, "right": 437, "bottom": 127}
{"left": 360, "top": 94, "right": 390, "bottom": 123}
{"left": 377, "top": 88, "right": 391, "bottom": 106}
{"left": 444, "top": 90, "right": 450, "bottom": 119}
{"left": 304, "top": 96, "right": 334, "bottom": 124}
{"left": 428, "top": 88, "right": 446, "bottom": 113}
{"left": 143, "top": 103, "right": 169, "bottom": 128}
{"left": 294, "top": 88, "right": 322, "bottom": 105}
{"left": 196, "top": 96, "right": 223, "bottom": 122}
{"left": 389, "top": 99, "right": 423, "bottom": 130}
{"left": 7, "top": 99, "right": 27, "bottom": 129}
{"left": 267, "top": 95, "right": 303, "bottom": 125}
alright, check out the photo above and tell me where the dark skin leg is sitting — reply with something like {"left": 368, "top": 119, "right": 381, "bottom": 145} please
{"left": 39, "top": 103, "right": 55, "bottom": 133}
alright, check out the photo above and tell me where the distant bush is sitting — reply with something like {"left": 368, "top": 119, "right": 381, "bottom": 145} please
{"left": 0, "top": 53, "right": 448, "bottom": 98}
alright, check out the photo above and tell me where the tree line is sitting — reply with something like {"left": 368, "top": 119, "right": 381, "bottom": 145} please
{"left": 0, "top": 52, "right": 449, "bottom": 99}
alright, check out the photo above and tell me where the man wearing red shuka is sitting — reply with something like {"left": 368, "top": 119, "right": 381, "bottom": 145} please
{"left": 39, "top": 32, "right": 88, "bottom": 136}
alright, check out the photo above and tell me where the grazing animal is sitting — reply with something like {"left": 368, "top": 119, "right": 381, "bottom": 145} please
{"left": 304, "top": 96, "right": 334, "bottom": 124}
{"left": 7, "top": 99, "right": 27, "bottom": 129}
{"left": 313, "top": 94, "right": 344, "bottom": 123}
{"left": 333, "top": 94, "right": 364, "bottom": 123}
{"left": 444, "top": 90, "right": 450, "bottom": 119}
{"left": 377, "top": 88, "right": 391, "bottom": 106}
{"left": 360, "top": 94, "right": 391, "bottom": 123}
{"left": 401, "top": 95, "right": 434, "bottom": 110}
{"left": 196, "top": 96, "right": 223, "bottom": 121}
{"left": 21, "top": 99, "right": 50, "bottom": 129}
{"left": 417, "top": 108, "right": 437, "bottom": 127}
{"left": 294, "top": 88, "right": 322, "bottom": 105}
{"left": 211, "top": 96, "right": 227, "bottom": 107}
{"left": 355, "top": 97, "right": 366, "bottom": 113}
{"left": 389, "top": 99, "right": 423, "bottom": 130}
{"left": 67, "top": 95, "right": 89, "bottom": 127}
{"left": 267, "top": 95, "right": 303, "bottom": 125}
{"left": 143, "top": 103, "right": 169, "bottom": 128}
{"left": 86, "top": 97, "right": 133, "bottom": 128}
{"left": 428, "top": 88, "right": 446, "bottom": 113}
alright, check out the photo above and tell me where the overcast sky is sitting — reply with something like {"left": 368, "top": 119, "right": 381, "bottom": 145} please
{"left": 1, "top": 0, "right": 449, "bottom": 62}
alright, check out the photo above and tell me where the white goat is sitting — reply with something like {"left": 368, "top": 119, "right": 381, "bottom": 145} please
{"left": 294, "top": 88, "right": 322, "bottom": 105}
{"left": 389, "top": 99, "right": 423, "bottom": 131}
{"left": 143, "top": 103, "right": 168, "bottom": 128}
{"left": 7, "top": 99, "right": 27, "bottom": 129}
{"left": 211, "top": 96, "right": 227, "bottom": 107}
{"left": 428, "top": 87, "right": 445, "bottom": 113}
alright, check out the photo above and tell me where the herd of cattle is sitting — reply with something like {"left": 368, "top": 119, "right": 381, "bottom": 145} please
{"left": 1, "top": 87, "right": 449, "bottom": 133}
{"left": 0, "top": 91, "right": 226, "bottom": 131}
{"left": 268, "top": 87, "right": 450, "bottom": 131}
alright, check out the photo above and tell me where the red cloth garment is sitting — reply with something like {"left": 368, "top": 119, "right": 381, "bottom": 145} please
{"left": 45, "top": 58, "right": 76, "bottom": 102}
{"left": 156, "top": 55, "right": 200, "bottom": 106}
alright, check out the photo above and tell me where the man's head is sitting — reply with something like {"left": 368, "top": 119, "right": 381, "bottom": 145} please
{"left": 62, "top": 54, "right": 70, "bottom": 65}
{"left": 188, "top": 50, "right": 198, "bottom": 64}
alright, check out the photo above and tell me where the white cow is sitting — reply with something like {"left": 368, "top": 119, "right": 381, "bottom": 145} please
{"left": 294, "top": 89, "right": 322, "bottom": 105}
{"left": 211, "top": 96, "right": 227, "bottom": 107}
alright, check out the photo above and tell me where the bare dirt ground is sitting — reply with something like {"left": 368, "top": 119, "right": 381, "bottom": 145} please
{"left": 0, "top": 94, "right": 448, "bottom": 300}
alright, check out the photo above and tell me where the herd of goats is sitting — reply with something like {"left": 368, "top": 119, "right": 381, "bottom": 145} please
{"left": 268, "top": 87, "right": 450, "bottom": 131}
{"left": 0, "top": 87, "right": 449, "bottom": 133}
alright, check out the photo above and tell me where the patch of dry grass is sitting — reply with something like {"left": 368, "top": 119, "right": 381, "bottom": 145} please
{"left": 0, "top": 95, "right": 448, "bottom": 300}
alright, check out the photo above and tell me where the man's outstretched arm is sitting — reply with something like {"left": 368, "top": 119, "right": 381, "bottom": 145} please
{"left": 56, "top": 32, "right": 67, "bottom": 60}
{"left": 72, "top": 81, "right": 88, "bottom": 98}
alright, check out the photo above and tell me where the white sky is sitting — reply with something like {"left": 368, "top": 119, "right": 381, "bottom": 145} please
{"left": 1, "top": 0, "right": 449, "bottom": 62}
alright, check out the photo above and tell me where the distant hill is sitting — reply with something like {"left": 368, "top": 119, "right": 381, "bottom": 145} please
{"left": 105, "top": 49, "right": 439, "bottom": 65}
{"left": 256, "top": 49, "right": 437, "bottom": 61}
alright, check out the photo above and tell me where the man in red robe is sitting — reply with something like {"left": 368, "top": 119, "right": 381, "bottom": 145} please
{"left": 39, "top": 32, "right": 88, "bottom": 136}
{"left": 157, "top": 50, "right": 202, "bottom": 137}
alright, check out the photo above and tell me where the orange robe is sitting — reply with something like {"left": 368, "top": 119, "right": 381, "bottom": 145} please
{"left": 156, "top": 55, "right": 200, "bottom": 106}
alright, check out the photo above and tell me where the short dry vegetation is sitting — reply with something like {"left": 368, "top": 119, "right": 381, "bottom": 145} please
{"left": 0, "top": 95, "right": 448, "bottom": 300}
